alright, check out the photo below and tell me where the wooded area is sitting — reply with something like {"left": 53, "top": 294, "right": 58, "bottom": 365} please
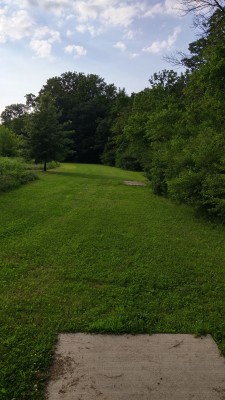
{"left": 1, "top": 0, "right": 225, "bottom": 221}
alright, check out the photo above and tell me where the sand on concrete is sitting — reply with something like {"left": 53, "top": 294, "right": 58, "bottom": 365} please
{"left": 46, "top": 334, "right": 225, "bottom": 400}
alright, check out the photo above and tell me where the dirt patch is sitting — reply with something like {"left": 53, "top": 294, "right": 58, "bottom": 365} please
{"left": 46, "top": 334, "right": 225, "bottom": 399}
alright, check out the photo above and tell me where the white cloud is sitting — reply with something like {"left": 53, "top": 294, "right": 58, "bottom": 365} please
{"left": 0, "top": 0, "right": 185, "bottom": 62}
{"left": 144, "top": 3, "right": 164, "bottom": 18}
{"left": 0, "top": 9, "right": 34, "bottom": 42}
{"left": 123, "top": 28, "right": 143, "bottom": 40}
{"left": 66, "top": 29, "right": 73, "bottom": 37}
{"left": 0, "top": 6, "right": 60, "bottom": 60}
{"left": 22, "top": 0, "right": 71, "bottom": 15}
{"left": 33, "top": 26, "right": 60, "bottom": 42}
{"left": 100, "top": 4, "right": 142, "bottom": 28}
{"left": 64, "top": 44, "right": 87, "bottom": 57}
{"left": 142, "top": 26, "right": 181, "bottom": 54}
{"left": 124, "top": 29, "right": 135, "bottom": 40}
{"left": 66, "top": 14, "right": 75, "bottom": 20}
{"left": 89, "top": 0, "right": 118, "bottom": 6}
{"left": 30, "top": 39, "right": 52, "bottom": 58}
{"left": 72, "top": 1, "right": 98, "bottom": 22}
{"left": 30, "top": 26, "right": 60, "bottom": 58}
{"left": 129, "top": 52, "right": 139, "bottom": 59}
{"left": 76, "top": 23, "right": 103, "bottom": 36}
{"left": 164, "top": 0, "right": 182, "bottom": 16}
{"left": 144, "top": 0, "right": 182, "bottom": 18}
{"left": 114, "top": 41, "right": 126, "bottom": 51}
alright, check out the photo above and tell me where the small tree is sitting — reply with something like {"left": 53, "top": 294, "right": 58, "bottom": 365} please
{"left": 0, "top": 125, "right": 21, "bottom": 157}
{"left": 26, "top": 94, "right": 73, "bottom": 171}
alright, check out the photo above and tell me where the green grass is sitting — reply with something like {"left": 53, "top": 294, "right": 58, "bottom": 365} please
{"left": 25, "top": 160, "right": 60, "bottom": 171}
{"left": 1, "top": 163, "right": 225, "bottom": 399}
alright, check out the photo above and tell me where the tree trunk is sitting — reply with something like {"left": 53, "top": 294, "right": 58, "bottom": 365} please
{"left": 44, "top": 160, "right": 47, "bottom": 172}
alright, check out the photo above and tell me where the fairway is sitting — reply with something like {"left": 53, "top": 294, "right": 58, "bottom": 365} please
{"left": 1, "top": 163, "right": 225, "bottom": 400}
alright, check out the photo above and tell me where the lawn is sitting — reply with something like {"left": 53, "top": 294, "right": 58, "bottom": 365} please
{"left": 1, "top": 163, "right": 225, "bottom": 399}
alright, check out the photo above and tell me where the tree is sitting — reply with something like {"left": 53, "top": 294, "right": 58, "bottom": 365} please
{"left": 180, "top": 0, "right": 225, "bottom": 14}
{"left": 25, "top": 93, "right": 37, "bottom": 111}
{"left": 26, "top": 94, "right": 73, "bottom": 171}
{"left": 0, "top": 125, "right": 21, "bottom": 157}
{"left": 165, "top": 1, "right": 225, "bottom": 70}
{"left": 39, "top": 71, "right": 117, "bottom": 163}
{"left": 101, "top": 89, "right": 135, "bottom": 168}
{"left": 1, "top": 103, "right": 27, "bottom": 124}
{"left": 1, "top": 103, "right": 29, "bottom": 136}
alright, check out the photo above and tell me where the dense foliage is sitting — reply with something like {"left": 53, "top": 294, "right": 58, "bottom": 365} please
{"left": 25, "top": 93, "right": 73, "bottom": 171}
{"left": 0, "top": 157, "right": 37, "bottom": 193}
{"left": 1, "top": 2, "right": 224, "bottom": 220}
{"left": 0, "top": 126, "right": 22, "bottom": 157}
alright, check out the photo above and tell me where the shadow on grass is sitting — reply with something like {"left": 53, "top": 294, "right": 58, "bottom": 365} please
{"left": 49, "top": 170, "right": 124, "bottom": 182}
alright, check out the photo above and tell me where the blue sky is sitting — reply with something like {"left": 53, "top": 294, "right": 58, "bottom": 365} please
{"left": 0, "top": 0, "right": 197, "bottom": 114}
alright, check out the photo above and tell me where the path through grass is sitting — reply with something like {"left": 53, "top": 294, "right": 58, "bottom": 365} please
{"left": 1, "top": 163, "right": 225, "bottom": 399}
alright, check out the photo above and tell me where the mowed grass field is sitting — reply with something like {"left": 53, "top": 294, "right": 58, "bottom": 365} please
{"left": 1, "top": 163, "right": 225, "bottom": 399}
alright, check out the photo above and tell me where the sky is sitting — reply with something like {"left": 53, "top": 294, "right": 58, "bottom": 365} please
{"left": 0, "top": 0, "right": 197, "bottom": 114}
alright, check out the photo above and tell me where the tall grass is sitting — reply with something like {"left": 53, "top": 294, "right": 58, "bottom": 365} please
{"left": 0, "top": 157, "right": 37, "bottom": 193}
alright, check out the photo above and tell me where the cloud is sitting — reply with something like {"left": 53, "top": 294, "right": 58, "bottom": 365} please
{"left": 114, "top": 41, "right": 126, "bottom": 51}
{"left": 76, "top": 23, "right": 103, "bottom": 36}
{"left": 123, "top": 29, "right": 142, "bottom": 40}
{"left": 0, "top": 0, "right": 183, "bottom": 48}
{"left": 66, "top": 29, "right": 73, "bottom": 37}
{"left": 30, "top": 39, "right": 53, "bottom": 58}
{"left": 0, "top": 9, "right": 34, "bottom": 42}
{"left": 33, "top": 26, "right": 60, "bottom": 42}
{"left": 164, "top": 0, "right": 182, "bottom": 15}
{"left": 21, "top": 0, "right": 71, "bottom": 15}
{"left": 0, "top": 6, "right": 60, "bottom": 60}
{"left": 129, "top": 52, "right": 140, "bottom": 59}
{"left": 64, "top": 44, "right": 87, "bottom": 57}
{"left": 142, "top": 26, "right": 181, "bottom": 54}
{"left": 29, "top": 26, "right": 60, "bottom": 58}
{"left": 72, "top": 1, "right": 98, "bottom": 22}
{"left": 124, "top": 29, "right": 136, "bottom": 40}
{"left": 144, "top": 0, "right": 182, "bottom": 18}
{"left": 0, "top": 0, "right": 184, "bottom": 60}
{"left": 100, "top": 4, "right": 142, "bottom": 27}
{"left": 144, "top": 3, "right": 164, "bottom": 18}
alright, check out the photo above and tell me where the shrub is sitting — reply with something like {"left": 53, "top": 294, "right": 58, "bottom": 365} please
{"left": 0, "top": 126, "right": 21, "bottom": 157}
{"left": 115, "top": 152, "right": 142, "bottom": 171}
{"left": 167, "top": 170, "right": 203, "bottom": 205}
{"left": 0, "top": 157, "right": 37, "bottom": 193}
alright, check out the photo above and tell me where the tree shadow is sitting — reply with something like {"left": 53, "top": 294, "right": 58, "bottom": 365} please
{"left": 49, "top": 170, "right": 122, "bottom": 181}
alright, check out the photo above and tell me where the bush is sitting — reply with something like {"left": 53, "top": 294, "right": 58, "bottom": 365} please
{"left": 115, "top": 152, "right": 142, "bottom": 171}
{"left": 167, "top": 170, "right": 203, "bottom": 205}
{"left": 0, "top": 126, "right": 21, "bottom": 157}
{"left": 0, "top": 157, "right": 38, "bottom": 193}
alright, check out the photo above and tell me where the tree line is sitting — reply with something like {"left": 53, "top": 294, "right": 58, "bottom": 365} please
{"left": 1, "top": 0, "right": 225, "bottom": 221}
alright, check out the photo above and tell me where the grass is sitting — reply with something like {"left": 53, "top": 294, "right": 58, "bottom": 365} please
{"left": 1, "top": 162, "right": 225, "bottom": 399}
{"left": 25, "top": 160, "right": 60, "bottom": 171}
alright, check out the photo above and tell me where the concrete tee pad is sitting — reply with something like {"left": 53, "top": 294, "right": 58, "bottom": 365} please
{"left": 46, "top": 334, "right": 225, "bottom": 400}
{"left": 123, "top": 181, "right": 146, "bottom": 186}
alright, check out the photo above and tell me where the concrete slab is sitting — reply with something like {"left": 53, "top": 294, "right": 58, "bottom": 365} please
{"left": 46, "top": 334, "right": 225, "bottom": 400}
{"left": 123, "top": 181, "right": 146, "bottom": 186}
